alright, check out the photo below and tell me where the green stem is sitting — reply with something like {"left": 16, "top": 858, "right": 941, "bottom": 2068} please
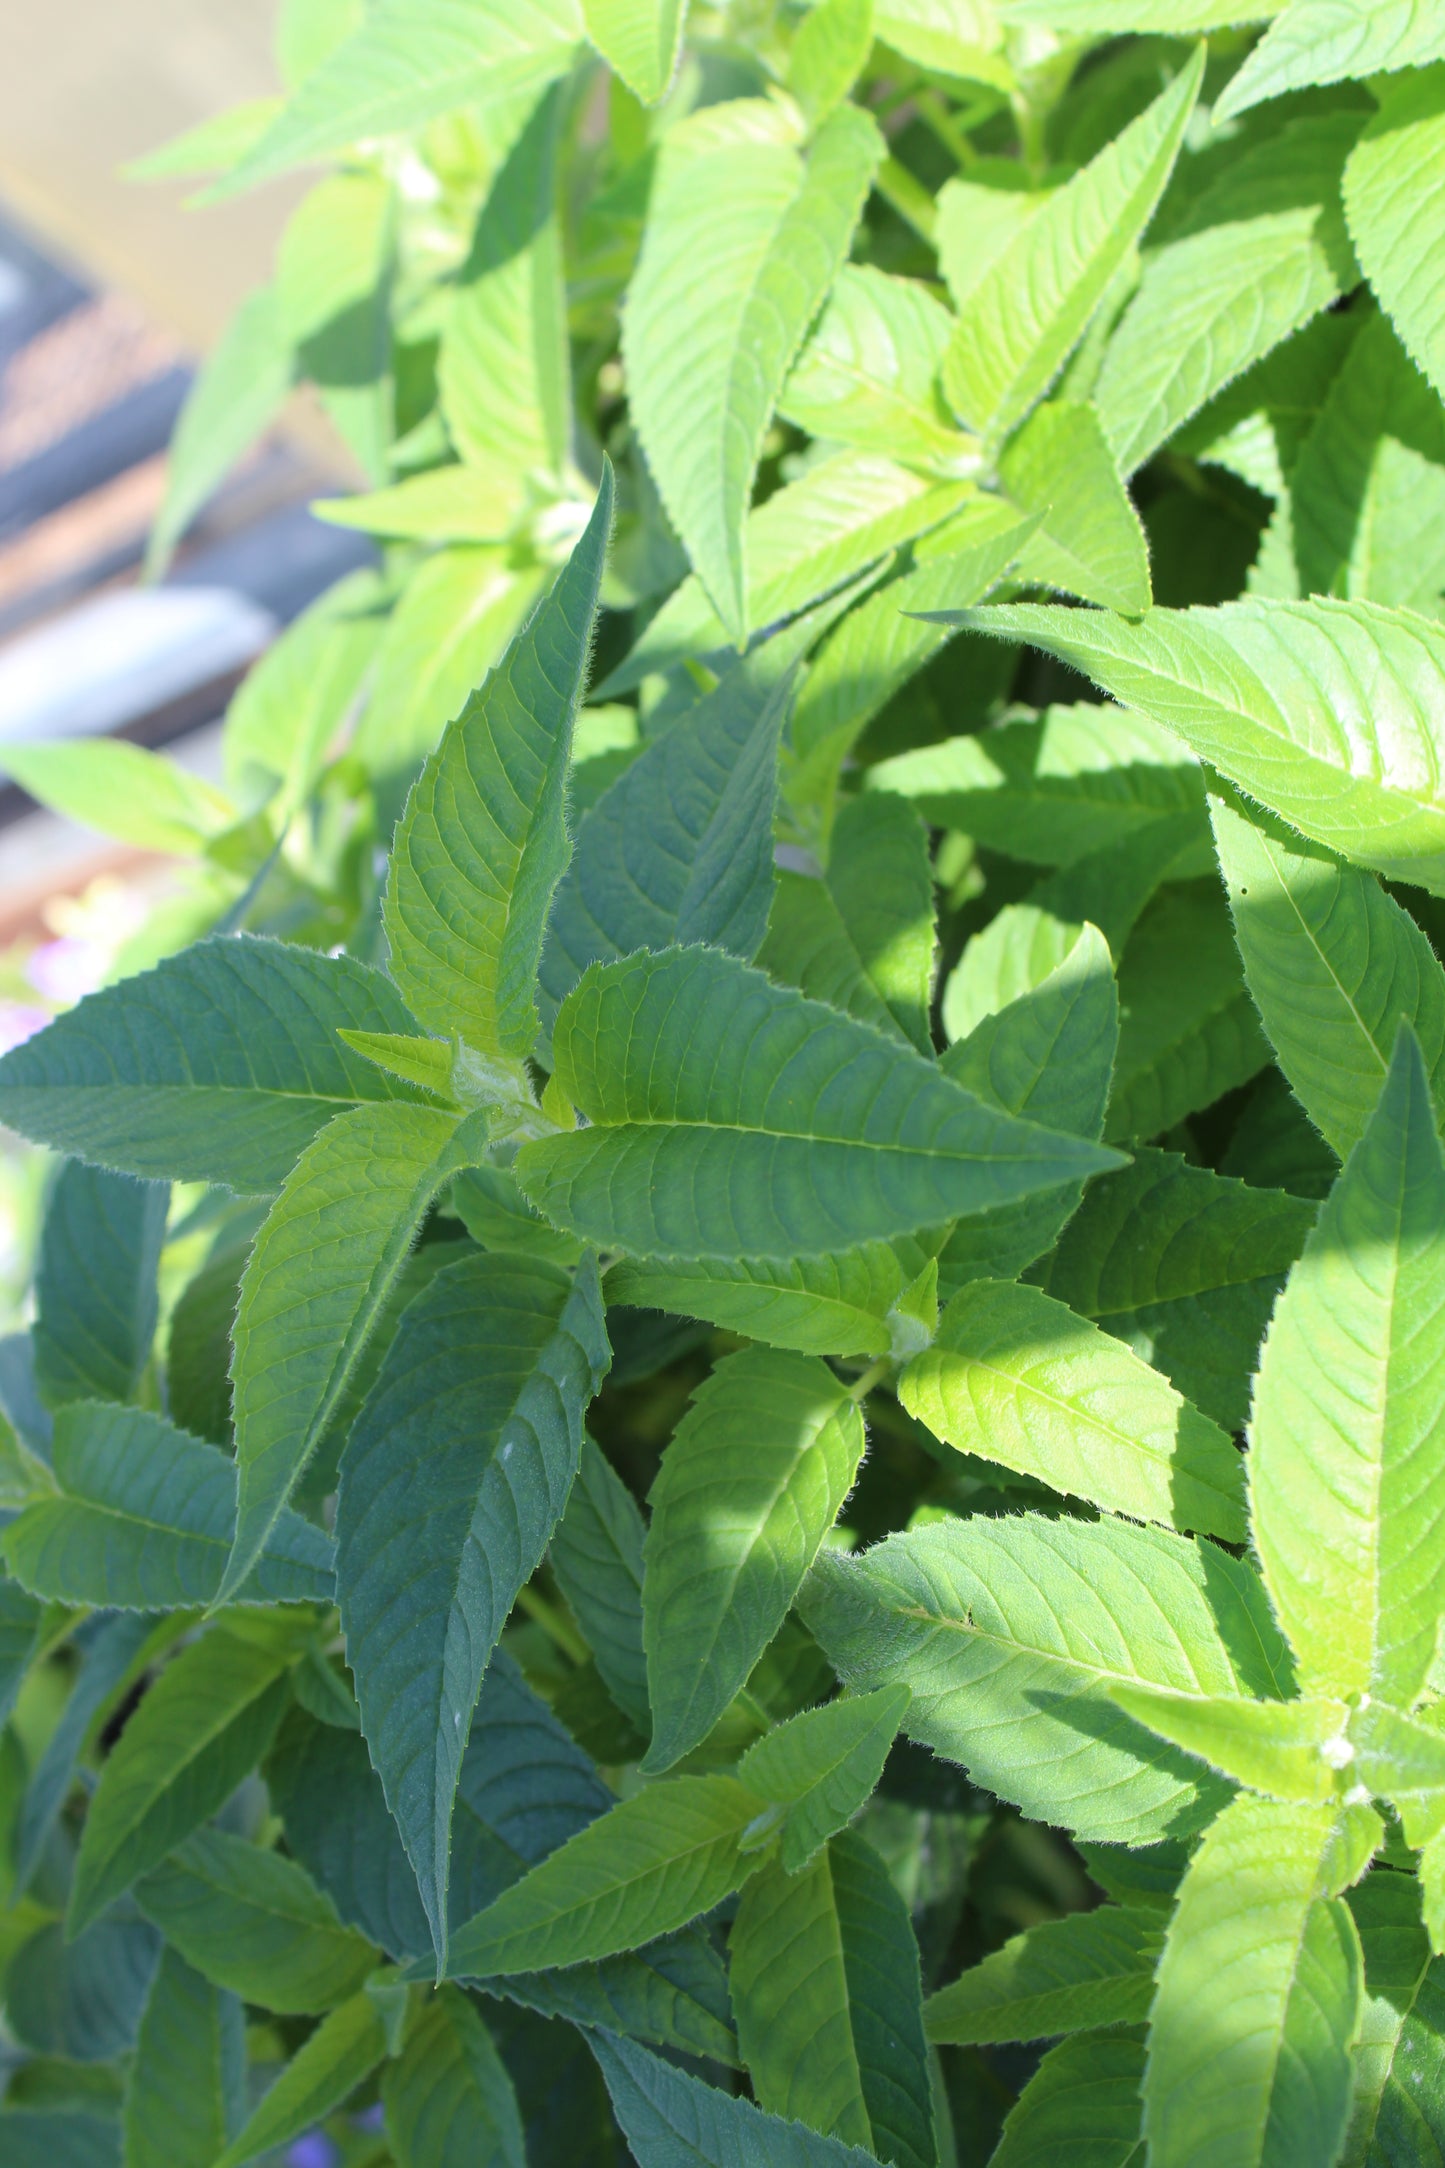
{"left": 514, "top": 1583, "right": 589, "bottom": 1665}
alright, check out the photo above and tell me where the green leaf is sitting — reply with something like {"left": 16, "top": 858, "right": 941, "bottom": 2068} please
{"left": 337, "top": 1030, "right": 456, "bottom": 1101}
{"left": 17, "top": 1612, "right": 167, "bottom": 1893}
{"left": 382, "top": 1986, "right": 526, "bottom": 2167}
{"left": 0, "top": 1578, "right": 43, "bottom": 1730}
{"left": 3, "top": 2114, "right": 120, "bottom": 2168}
{"left": 220, "top": 1103, "right": 486, "bottom": 1606}
{"left": 146, "top": 285, "right": 293, "bottom": 576}
{"left": 937, "top": 921, "right": 1118, "bottom": 1293}
{"left": 1248, "top": 1029, "right": 1445, "bottom": 1707}
{"left": 517, "top": 946, "right": 1119, "bottom": 1262}
{"left": 220, "top": 0, "right": 582, "bottom": 196}
{"left": 732, "top": 1830, "right": 936, "bottom": 2168}
{"left": 605, "top": 1234, "right": 945, "bottom": 1362}
{"left": 8, "top": 1908, "right": 160, "bottom": 2064}
{"left": 33, "top": 1162, "right": 167, "bottom": 1410}
{"left": 1111, "top": 1684, "right": 1349, "bottom": 1805}
{"left": 622, "top": 98, "right": 883, "bottom": 641}
{"left": 384, "top": 469, "right": 612, "bottom": 1063}
{"left": 583, "top": 0, "right": 686, "bottom": 103}
{"left": 868, "top": 703, "right": 1201, "bottom": 872}
{"left": 787, "top": 0, "right": 874, "bottom": 125}
{"left": 2, "top": 1403, "right": 335, "bottom": 1611}
{"left": 549, "top": 1436, "right": 650, "bottom": 1733}
{"left": 900, "top": 1279, "right": 1247, "bottom": 1539}
{"left": 450, "top": 1163, "right": 584, "bottom": 1266}
{"left": 601, "top": 451, "right": 976, "bottom": 694}
{"left": 353, "top": 548, "right": 547, "bottom": 798}
{"left": 987, "top": 2029, "right": 1146, "bottom": 2168}
{"left": 213, "top": 1989, "right": 388, "bottom": 2168}
{"left": 1106, "top": 880, "right": 1271, "bottom": 1142}
{"left": 779, "top": 265, "right": 975, "bottom": 474}
{"left": 539, "top": 643, "right": 796, "bottom": 1035}
{"left": 136, "top": 1825, "right": 377, "bottom": 2013}
{"left": 999, "top": 401, "right": 1152, "bottom": 616}
{"left": 1095, "top": 114, "right": 1363, "bottom": 476}
{"left": 590, "top": 2029, "right": 883, "bottom": 2166}
{"left": 961, "top": 598, "right": 1445, "bottom": 897}
{"left": 0, "top": 740, "right": 233, "bottom": 855}
{"left": 940, "top": 49, "right": 1201, "bottom": 444}
{"left": 738, "top": 1688, "right": 911, "bottom": 1872}
{"left": 438, "top": 84, "right": 569, "bottom": 483}
{"left": 0, "top": 935, "right": 433, "bottom": 1193}
{"left": 925, "top": 1905, "right": 1159, "bottom": 2045}
{"left": 1213, "top": 796, "right": 1445, "bottom": 1159}
{"left": 998, "top": 0, "right": 1282, "bottom": 21}
{"left": 276, "top": 169, "right": 395, "bottom": 481}
{"left": 1344, "top": 1867, "right": 1445, "bottom": 2165}
{"left": 1218, "top": 0, "right": 1445, "bottom": 122}
{"left": 129, "top": 94, "right": 283, "bottom": 178}
{"left": 1038, "top": 1147, "right": 1317, "bottom": 1433}
{"left": 122, "top": 1947, "right": 244, "bottom": 2168}
{"left": 801, "top": 1512, "right": 1293, "bottom": 1845}
{"left": 337, "top": 1250, "right": 609, "bottom": 1966}
{"left": 1344, "top": 66, "right": 1445, "bottom": 407}
{"left": 1143, "top": 1794, "right": 1365, "bottom": 2168}
{"left": 444, "top": 1774, "right": 763, "bottom": 1978}
{"left": 642, "top": 1346, "right": 866, "bottom": 1771}
{"left": 222, "top": 567, "right": 384, "bottom": 816}
{"left": 783, "top": 497, "right": 1031, "bottom": 841}
{"left": 70, "top": 1625, "right": 297, "bottom": 1934}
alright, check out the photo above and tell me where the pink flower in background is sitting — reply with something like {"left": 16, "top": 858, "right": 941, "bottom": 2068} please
{"left": 26, "top": 933, "right": 106, "bottom": 1006}
{"left": 0, "top": 1002, "right": 49, "bottom": 1053}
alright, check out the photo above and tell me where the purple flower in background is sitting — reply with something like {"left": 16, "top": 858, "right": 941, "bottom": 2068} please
{"left": 25, "top": 935, "right": 104, "bottom": 1006}
{"left": 0, "top": 1002, "right": 50, "bottom": 1053}
{"left": 286, "top": 2135, "right": 337, "bottom": 2168}
{"left": 353, "top": 2103, "right": 386, "bottom": 2132}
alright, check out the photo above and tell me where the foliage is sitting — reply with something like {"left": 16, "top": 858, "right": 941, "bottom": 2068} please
{"left": 5, "top": 3, "right": 1445, "bottom": 2164}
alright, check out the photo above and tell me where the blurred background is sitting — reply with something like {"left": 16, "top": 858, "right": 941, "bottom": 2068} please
{"left": 0, "top": 0, "right": 370, "bottom": 1311}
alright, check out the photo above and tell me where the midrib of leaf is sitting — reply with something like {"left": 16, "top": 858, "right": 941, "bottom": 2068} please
{"left": 1258, "top": 825, "right": 1388, "bottom": 1084}
{"left": 163, "top": 1854, "right": 350, "bottom": 1938}
{"left": 895, "top": 1576, "right": 1221, "bottom": 1695}
{"left": 472, "top": 1813, "right": 751, "bottom": 1946}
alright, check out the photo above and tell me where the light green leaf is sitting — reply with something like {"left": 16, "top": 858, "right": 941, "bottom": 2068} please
{"left": 382, "top": 1987, "right": 526, "bottom": 2167}
{"left": 940, "top": 49, "right": 1202, "bottom": 444}
{"left": 999, "top": 0, "right": 1282, "bottom": 20}
{"left": 313, "top": 464, "right": 529, "bottom": 543}
{"left": 336, "top": 1030, "right": 455, "bottom": 1101}
{"left": 1344, "top": 66, "right": 1445, "bottom": 407}
{"left": 960, "top": 598, "right": 1445, "bottom": 897}
{"left": 221, "top": 1103, "right": 489, "bottom": 1607}
{"left": 1249, "top": 1030, "right": 1445, "bottom": 1707}
{"left": 870, "top": 701, "right": 1200, "bottom": 870}
{"left": 642, "top": 1346, "right": 865, "bottom": 1771}
{"left": 0, "top": 740, "right": 233, "bottom": 856}
{"left": 70, "top": 1625, "right": 297, "bottom": 1934}
{"left": 900, "top": 1278, "right": 1247, "bottom": 1539}
{"left": 549, "top": 1436, "right": 650, "bottom": 1733}
{"left": 146, "top": 286, "right": 293, "bottom": 576}
{"left": 591, "top": 2028, "right": 883, "bottom": 2166}
{"left": 788, "top": 0, "right": 873, "bottom": 124}
{"left": 622, "top": 97, "right": 883, "bottom": 641}
{"left": 0, "top": 934, "right": 432, "bottom": 1194}
{"left": 1112, "top": 1685, "right": 1349, "bottom": 1805}
{"left": 604, "top": 1233, "right": 944, "bottom": 1362}
{"left": 760, "top": 793, "right": 936, "bottom": 1053}
{"left": 1000, "top": 401, "right": 1152, "bottom": 616}
{"left": 1106, "top": 880, "right": 1271, "bottom": 1142}
{"left": 1039, "top": 1147, "right": 1317, "bottom": 1433}
{"left": 1143, "top": 1794, "right": 1365, "bottom": 2168}
{"left": 801, "top": 1512, "right": 1293, "bottom": 1845}
{"left": 925, "top": 1905, "right": 1159, "bottom": 2045}
{"left": 384, "top": 469, "right": 612, "bottom": 1063}
{"left": 276, "top": 169, "right": 394, "bottom": 481}
{"left": 738, "top": 1688, "right": 911, "bottom": 1872}
{"left": 731, "top": 1830, "right": 935, "bottom": 2168}
{"left": 1, "top": 1403, "right": 335, "bottom": 1610}
{"left": 937, "top": 921, "right": 1118, "bottom": 1293}
{"left": 223, "top": 566, "right": 383, "bottom": 815}
{"left": 988, "top": 2029, "right": 1146, "bottom": 2168}
{"left": 540, "top": 642, "right": 796, "bottom": 1034}
{"left": 438, "top": 83, "right": 569, "bottom": 483}
{"left": 136, "top": 1825, "right": 377, "bottom": 2013}
{"left": 213, "top": 1990, "right": 387, "bottom": 2168}
{"left": 601, "top": 451, "right": 975, "bottom": 695}
{"left": 583, "top": 0, "right": 686, "bottom": 102}
{"left": 1213, "top": 797, "right": 1445, "bottom": 1160}
{"left": 122, "top": 1947, "right": 244, "bottom": 2168}
{"left": 935, "top": 172, "right": 1041, "bottom": 315}
{"left": 353, "top": 548, "right": 546, "bottom": 797}
{"left": 444, "top": 1774, "right": 763, "bottom": 1978}
{"left": 34, "top": 1161, "right": 167, "bottom": 1410}
{"left": 784, "top": 497, "right": 1032, "bottom": 842}
{"left": 1218, "top": 0, "right": 1445, "bottom": 122}
{"left": 450, "top": 1162, "right": 584, "bottom": 1265}
{"left": 336, "top": 1250, "right": 609, "bottom": 1967}
{"left": 517, "top": 946, "right": 1119, "bottom": 1262}
{"left": 780, "top": 265, "right": 974, "bottom": 474}
{"left": 220, "top": 0, "right": 582, "bottom": 196}
{"left": 129, "top": 96, "right": 284, "bottom": 179}
{"left": 1096, "top": 114, "right": 1363, "bottom": 476}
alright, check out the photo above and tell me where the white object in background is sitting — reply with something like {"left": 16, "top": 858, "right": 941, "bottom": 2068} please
{"left": 0, "top": 585, "right": 274, "bottom": 744}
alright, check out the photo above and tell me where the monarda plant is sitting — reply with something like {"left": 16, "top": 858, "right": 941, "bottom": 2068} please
{"left": 3, "top": 2, "right": 1445, "bottom": 2163}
